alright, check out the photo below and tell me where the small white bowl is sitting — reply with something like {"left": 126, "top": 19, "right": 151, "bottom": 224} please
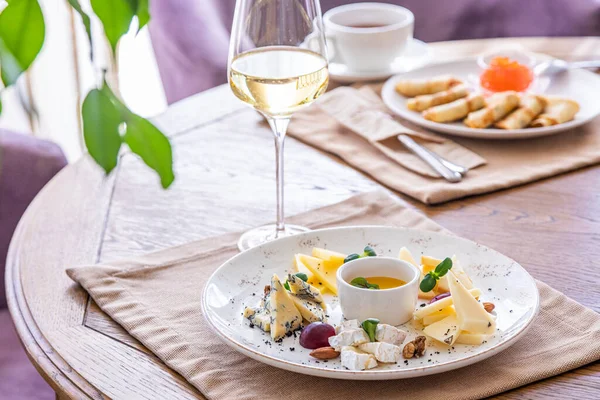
{"left": 336, "top": 257, "right": 420, "bottom": 325}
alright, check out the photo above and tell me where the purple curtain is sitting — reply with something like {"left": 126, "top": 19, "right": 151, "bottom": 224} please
{"left": 149, "top": 0, "right": 600, "bottom": 103}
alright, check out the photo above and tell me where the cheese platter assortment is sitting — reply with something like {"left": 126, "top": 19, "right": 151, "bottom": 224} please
{"left": 203, "top": 226, "right": 539, "bottom": 380}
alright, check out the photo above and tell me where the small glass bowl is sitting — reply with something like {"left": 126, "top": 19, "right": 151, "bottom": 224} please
{"left": 477, "top": 48, "right": 537, "bottom": 93}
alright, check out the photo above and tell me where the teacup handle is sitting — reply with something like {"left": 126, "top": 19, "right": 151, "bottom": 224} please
{"left": 307, "top": 34, "right": 339, "bottom": 63}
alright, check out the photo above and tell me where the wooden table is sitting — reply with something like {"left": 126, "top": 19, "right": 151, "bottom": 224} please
{"left": 6, "top": 37, "right": 600, "bottom": 399}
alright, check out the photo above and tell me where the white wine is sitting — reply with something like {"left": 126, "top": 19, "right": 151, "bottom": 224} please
{"left": 229, "top": 46, "right": 329, "bottom": 117}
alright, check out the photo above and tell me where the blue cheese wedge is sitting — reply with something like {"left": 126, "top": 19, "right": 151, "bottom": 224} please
{"left": 423, "top": 314, "right": 460, "bottom": 345}
{"left": 358, "top": 342, "right": 402, "bottom": 363}
{"left": 447, "top": 270, "right": 496, "bottom": 335}
{"left": 287, "top": 274, "right": 324, "bottom": 304}
{"left": 375, "top": 324, "right": 407, "bottom": 345}
{"left": 289, "top": 294, "right": 326, "bottom": 323}
{"left": 335, "top": 319, "right": 360, "bottom": 334}
{"left": 328, "top": 328, "right": 370, "bottom": 351}
{"left": 340, "top": 346, "right": 378, "bottom": 370}
{"left": 243, "top": 304, "right": 271, "bottom": 332}
{"left": 269, "top": 274, "right": 302, "bottom": 341}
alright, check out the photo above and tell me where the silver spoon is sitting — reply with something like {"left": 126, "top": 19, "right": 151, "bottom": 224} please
{"left": 534, "top": 59, "right": 600, "bottom": 77}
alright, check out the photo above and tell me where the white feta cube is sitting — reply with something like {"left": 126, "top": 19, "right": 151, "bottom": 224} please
{"left": 328, "top": 328, "right": 369, "bottom": 351}
{"left": 375, "top": 324, "right": 407, "bottom": 345}
{"left": 340, "top": 346, "right": 378, "bottom": 371}
{"left": 335, "top": 319, "right": 360, "bottom": 334}
{"left": 358, "top": 342, "right": 402, "bottom": 363}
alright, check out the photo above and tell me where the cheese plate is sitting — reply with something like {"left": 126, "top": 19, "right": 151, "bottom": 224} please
{"left": 202, "top": 226, "right": 539, "bottom": 380}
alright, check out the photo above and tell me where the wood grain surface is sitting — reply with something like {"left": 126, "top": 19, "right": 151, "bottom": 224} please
{"left": 5, "top": 37, "right": 600, "bottom": 400}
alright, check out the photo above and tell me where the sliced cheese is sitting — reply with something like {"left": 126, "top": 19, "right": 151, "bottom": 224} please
{"left": 358, "top": 342, "right": 402, "bottom": 363}
{"left": 340, "top": 346, "right": 378, "bottom": 370}
{"left": 422, "top": 306, "right": 456, "bottom": 326}
{"left": 414, "top": 287, "right": 481, "bottom": 319}
{"left": 455, "top": 331, "right": 487, "bottom": 345}
{"left": 421, "top": 255, "right": 442, "bottom": 274}
{"left": 451, "top": 255, "right": 473, "bottom": 290}
{"left": 269, "top": 274, "right": 302, "bottom": 341}
{"left": 294, "top": 254, "right": 330, "bottom": 294}
{"left": 398, "top": 247, "right": 418, "bottom": 267}
{"left": 423, "top": 314, "right": 460, "bottom": 346}
{"left": 447, "top": 270, "right": 496, "bottom": 335}
{"left": 297, "top": 254, "right": 338, "bottom": 294}
{"left": 312, "top": 247, "right": 346, "bottom": 269}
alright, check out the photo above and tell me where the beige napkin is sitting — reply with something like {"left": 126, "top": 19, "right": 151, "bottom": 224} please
{"left": 288, "top": 86, "right": 600, "bottom": 205}
{"left": 66, "top": 191, "right": 600, "bottom": 400}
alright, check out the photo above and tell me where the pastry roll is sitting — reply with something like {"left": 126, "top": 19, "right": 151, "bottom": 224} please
{"left": 495, "top": 95, "right": 546, "bottom": 129}
{"left": 422, "top": 94, "right": 485, "bottom": 123}
{"left": 407, "top": 84, "right": 469, "bottom": 112}
{"left": 464, "top": 91, "right": 519, "bottom": 129}
{"left": 396, "top": 75, "right": 462, "bottom": 97}
{"left": 530, "top": 97, "right": 580, "bottom": 127}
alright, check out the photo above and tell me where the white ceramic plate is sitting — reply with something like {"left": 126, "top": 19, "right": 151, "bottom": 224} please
{"left": 381, "top": 59, "right": 600, "bottom": 139}
{"left": 202, "top": 226, "right": 539, "bottom": 380}
{"left": 328, "top": 39, "right": 433, "bottom": 83}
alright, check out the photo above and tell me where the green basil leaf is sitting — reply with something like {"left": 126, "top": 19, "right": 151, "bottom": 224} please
{"left": 67, "top": 0, "right": 94, "bottom": 60}
{"left": 123, "top": 111, "right": 175, "bottom": 188}
{"left": 434, "top": 257, "right": 453, "bottom": 277}
{"left": 344, "top": 253, "right": 360, "bottom": 264}
{"left": 0, "top": 0, "right": 45, "bottom": 86}
{"left": 350, "top": 277, "right": 369, "bottom": 288}
{"left": 419, "top": 273, "right": 437, "bottom": 293}
{"left": 361, "top": 318, "right": 379, "bottom": 342}
{"left": 367, "top": 283, "right": 380, "bottom": 290}
{"left": 91, "top": 0, "right": 135, "bottom": 54}
{"left": 283, "top": 281, "right": 290, "bottom": 291}
{"left": 294, "top": 272, "right": 308, "bottom": 282}
{"left": 363, "top": 245, "right": 377, "bottom": 257}
{"left": 81, "top": 88, "right": 123, "bottom": 174}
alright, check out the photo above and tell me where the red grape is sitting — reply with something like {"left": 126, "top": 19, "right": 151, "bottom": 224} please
{"left": 429, "top": 292, "right": 451, "bottom": 304}
{"left": 299, "top": 322, "right": 336, "bottom": 349}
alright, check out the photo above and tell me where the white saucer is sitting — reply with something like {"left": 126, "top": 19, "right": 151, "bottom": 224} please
{"left": 328, "top": 39, "right": 433, "bottom": 83}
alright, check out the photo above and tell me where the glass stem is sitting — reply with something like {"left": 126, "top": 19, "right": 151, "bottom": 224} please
{"left": 267, "top": 117, "right": 290, "bottom": 237}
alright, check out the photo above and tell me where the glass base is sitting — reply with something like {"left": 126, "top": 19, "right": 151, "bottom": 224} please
{"left": 237, "top": 224, "right": 310, "bottom": 251}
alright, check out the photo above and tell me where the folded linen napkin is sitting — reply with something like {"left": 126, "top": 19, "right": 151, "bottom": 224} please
{"left": 67, "top": 191, "right": 600, "bottom": 400}
{"left": 287, "top": 86, "right": 600, "bottom": 204}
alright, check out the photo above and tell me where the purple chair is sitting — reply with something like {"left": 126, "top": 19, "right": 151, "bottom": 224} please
{"left": 149, "top": 0, "right": 600, "bottom": 104}
{"left": 1, "top": 129, "right": 67, "bottom": 399}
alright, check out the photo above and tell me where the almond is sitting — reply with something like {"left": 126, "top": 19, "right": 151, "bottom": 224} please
{"left": 483, "top": 302, "right": 495, "bottom": 313}
{"left": 309, "top": 346, "right": 340, "bottom": 360}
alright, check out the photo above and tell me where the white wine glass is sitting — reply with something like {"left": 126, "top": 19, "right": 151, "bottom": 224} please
{"left": 228, "top": 0, "right": 329, "bottom": 250}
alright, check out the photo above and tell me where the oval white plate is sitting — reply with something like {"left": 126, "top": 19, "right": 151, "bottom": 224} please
{"left": 329, "top": 39, "right": 433, "bottom": 83}
{"left": 381, "top": 59, "right": 600, "bottom": 139}
{"left": 202, "top": 226, "right": 539, "bottom": 380}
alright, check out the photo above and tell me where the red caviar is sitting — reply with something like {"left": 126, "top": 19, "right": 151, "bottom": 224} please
{"left": 480, "top": 56, "right": 533, "bottom": 92}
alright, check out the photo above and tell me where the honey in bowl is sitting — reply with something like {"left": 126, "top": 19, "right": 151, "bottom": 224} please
{"left": 480, "top": 56, "right": 533, "bottom": 92}
{"left": 350, "top": 276, "right": 407, "bottom": 289}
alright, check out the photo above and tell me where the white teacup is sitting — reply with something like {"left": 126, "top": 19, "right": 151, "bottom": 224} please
{"left": 336, "top": 256, "right": 420, "bottom": 325}
{"left": 323, "top": 3, "right": 414, "bottom": 72}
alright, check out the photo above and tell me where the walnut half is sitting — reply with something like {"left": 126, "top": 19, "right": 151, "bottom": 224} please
{"left": 402, "top": 335, "right": 427, "bottom": 359}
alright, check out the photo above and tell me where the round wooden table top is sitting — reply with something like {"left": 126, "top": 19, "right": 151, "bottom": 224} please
{"left": 6, "top": 38, "right": 600, "bottom": 399}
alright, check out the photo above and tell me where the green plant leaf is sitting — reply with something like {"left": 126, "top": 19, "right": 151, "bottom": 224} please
{"left": 67, "top": 0, "right": 94, "bottom": 60}
{"left": 294, "top": 273, "right": 308, "bottom": 282}
{"left": 81, "top": 88, "right": 123, "bottom": 174}
{"left": 434, "top": 257, "right": 453, "bottom": 277}
{"left": 90, "top": 0, "right": 135, "bottom": 54}
{"left": 123, "top": 0, "right": 150, "bottom": 33}
{"left": 123, "top": 112, "right": 175, "bottom": 188}
{"left": 361, "top": 318, "right": 379, "bottom": 342}
{"left": 136, "top": 0, "right": 150, "bottom": 31}
{"left": 0, "top": 0, "right": 45, "bottom": 86}
{"left": 419, "top": 273, "right": 437, "bottom": 293}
